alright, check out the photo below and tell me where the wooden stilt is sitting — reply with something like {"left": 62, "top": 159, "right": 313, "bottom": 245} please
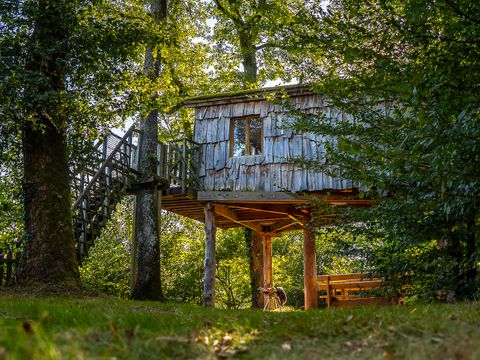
{"left": 247, "top": 230, "right": 265, "bottom": 308}
{"left": 263, "top": 234, "right": 273, "bottom": 309}
{"left": 303, "top": 214, "right": 318, "bottom": 310}
{"left": 203, "top": 202, "right": 217, "bottom": 307}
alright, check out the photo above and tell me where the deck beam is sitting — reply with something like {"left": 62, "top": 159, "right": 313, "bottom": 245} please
{"left": 213, "top": 204, "right": 264, "bottom": 233}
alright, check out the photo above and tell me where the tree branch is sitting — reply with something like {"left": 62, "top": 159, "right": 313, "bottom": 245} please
{"left": 214, "top": 0, "right": 244, "bottom": 27}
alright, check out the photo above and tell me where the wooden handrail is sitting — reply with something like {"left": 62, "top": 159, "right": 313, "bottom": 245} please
{"left": 318, "top": 273, "right": 379, "bottom": 282}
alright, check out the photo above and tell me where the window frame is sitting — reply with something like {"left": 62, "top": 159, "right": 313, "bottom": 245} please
{"left": 229, "top": 115, "right": 263, "bottom": 157}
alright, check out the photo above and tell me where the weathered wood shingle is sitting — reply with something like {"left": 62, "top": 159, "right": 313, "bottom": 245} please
{"left": 190, "top": 87, "right": 357, "bottom": 193}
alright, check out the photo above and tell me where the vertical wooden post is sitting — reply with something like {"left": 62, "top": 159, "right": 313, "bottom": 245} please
{"left": 263, "top": 234, "right": 273, "bottom": 309}
{"left": 203, "top": 202, "right": 217, "bottom": 307}
{"left": 246, "top": 229, "right": 264, "bottom": 308}
{"left": 303, "top": 215, "right": 318, "bottom": 310}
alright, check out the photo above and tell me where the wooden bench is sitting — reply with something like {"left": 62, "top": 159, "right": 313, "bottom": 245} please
{"left": 318, "top": 273, "right": 392, "bottom": 308}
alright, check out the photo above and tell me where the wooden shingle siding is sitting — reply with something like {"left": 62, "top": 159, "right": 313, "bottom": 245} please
{"left": 193, "top": 93, "right": 355, "bottom": 193}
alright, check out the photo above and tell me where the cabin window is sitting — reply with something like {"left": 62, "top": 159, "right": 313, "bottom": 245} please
{"left": 230, "top": 116, "right": 263, "bottom": 157}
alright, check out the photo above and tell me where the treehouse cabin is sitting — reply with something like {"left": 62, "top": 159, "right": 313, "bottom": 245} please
{"left": 71, "top": 84, "right": 372, "bottom": 309}
{"left": 161, "top": 85, "right": 371, "bottom": 231}
{"left": 162, "top": 84, "right": 371, "bottom": 309}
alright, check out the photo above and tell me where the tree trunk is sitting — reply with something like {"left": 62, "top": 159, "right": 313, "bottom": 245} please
{"left": 131, "top": 0, "right": 167, "bottom": 301}
{"left": 17, "top": 1, "right": 79, "bottom": 286}
{"left": 245, "top": 229, "right": 264, "bottom": 308}
{"left": 239, "top": 30, "right": 258, "bottom": 87}
{"left": 18, "top": 119, "right": 80, "bottom": 286}
{"left": 131, "top": 110, "right": 164, "bottom": 300}
{"left": 303, "top": 215, "right": 318, "bottom": 309}
{"left": 203, "top": 203, "right": 217, "bottom": 307}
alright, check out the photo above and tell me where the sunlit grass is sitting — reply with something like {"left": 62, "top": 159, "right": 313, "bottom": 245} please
{"left": 0, "top": 295, "right": 479, "bottom": 359}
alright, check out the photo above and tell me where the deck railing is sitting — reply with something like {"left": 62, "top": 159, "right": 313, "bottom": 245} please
{"left": 157, "top": 138, "right": 200, "bottom": 194}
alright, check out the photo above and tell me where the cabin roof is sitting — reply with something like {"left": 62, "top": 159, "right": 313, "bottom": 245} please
{"left": 183, "top": 84, "right": 315, "bottom": 108}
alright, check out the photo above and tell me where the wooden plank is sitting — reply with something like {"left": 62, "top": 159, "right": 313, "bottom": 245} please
{"left": 318, "top": 280, "right": 383, "bottom": 290}
{"left": 217, "top": 116, "right": 226, "bottom": 142}
{"left": 331, "top": 298, "right": 391, "bottom": 308}
{"left": 205, "top": 143, "right": 215, "bottom": 170}
{"left": 318, "top": 273, "right": 379, "bottom": 281}
{"left": 268, "top": 219, "right": 297, "bottom": 233}
{"left": 244, "top": 101, "right": 256, "bottom": 116}
{"left": 264, "top": 137, "right": 273, "bottom": 163}
{"left": 197, "top": 191, "right": 304, "bottom": 202}
{"left": 215, "top": 141, "right": 227, "bottom": 171}
{"left": 262, "top": 165, "right": 270, "bottom": 192}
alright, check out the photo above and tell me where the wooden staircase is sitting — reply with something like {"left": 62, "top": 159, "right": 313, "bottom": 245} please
{"left": 71, "top": 126, "right": 138, "bottom": 261}
{"left": 71, "top": 126, "right": 200, "bottom": 262}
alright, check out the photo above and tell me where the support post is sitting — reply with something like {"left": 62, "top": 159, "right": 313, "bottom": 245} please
{"left": 246, "top": 230, "right": 265, "bottom": 308}
{"left": 203, "top": 202, "right": 217, "bottom": 307}
{"left": 263, "top": 234, "right": 273, "bottom": 309}
{"left": 303, "top": 214, "right": 318, "bottom": 309}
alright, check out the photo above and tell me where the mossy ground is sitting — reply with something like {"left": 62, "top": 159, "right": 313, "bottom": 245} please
{"left": 0, "top": 295, "right": 479, "bottom": 359}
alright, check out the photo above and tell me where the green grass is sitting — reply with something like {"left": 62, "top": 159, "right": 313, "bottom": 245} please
{"left": 0, "top": 295, "right": 479, "bottom": 359}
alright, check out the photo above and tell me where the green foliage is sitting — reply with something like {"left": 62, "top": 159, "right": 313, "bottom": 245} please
{"left": 216, "top": 228, "right": 250, "bottom": 309}
{"left": 290, "top": 0, "right": 480, "bottom": 300}
{"left": 79, "top": 199, "right": 133, "bottom": 298}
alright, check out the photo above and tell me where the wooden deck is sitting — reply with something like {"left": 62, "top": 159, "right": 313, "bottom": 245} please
{"left": 161, "top": 188, "right": 372, "bottom": 234}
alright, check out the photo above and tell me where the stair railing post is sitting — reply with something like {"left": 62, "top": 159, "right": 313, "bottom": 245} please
{"left": 102, "top": 134, "right": 108, "bottom": 161}
{"left": 182, "top": 138, "right": 187, "bottom": 193}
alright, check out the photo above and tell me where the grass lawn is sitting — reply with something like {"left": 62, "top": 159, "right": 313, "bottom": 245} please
{"left": 0, "top": 295, "right": 479, "bottom": 359}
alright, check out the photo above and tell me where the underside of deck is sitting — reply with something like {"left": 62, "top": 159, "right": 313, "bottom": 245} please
{"left": 161, "top": 188, "right": 371, "bottom": 235}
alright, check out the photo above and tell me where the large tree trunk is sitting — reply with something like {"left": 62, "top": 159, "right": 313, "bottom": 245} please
{"left": 245, "top": 229, "right": 264, "bottom": 308}
{"left": 18, "top": 120, "right": 80, "bottom": 285}
{"left": 131, "top": 109, "right": 164, "bottom": 300}
{"left": 17, "top": 1, "right": 79, "bottom": 286}
{"left": 131, "top": 0, "right": 167, "bottom": 301}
